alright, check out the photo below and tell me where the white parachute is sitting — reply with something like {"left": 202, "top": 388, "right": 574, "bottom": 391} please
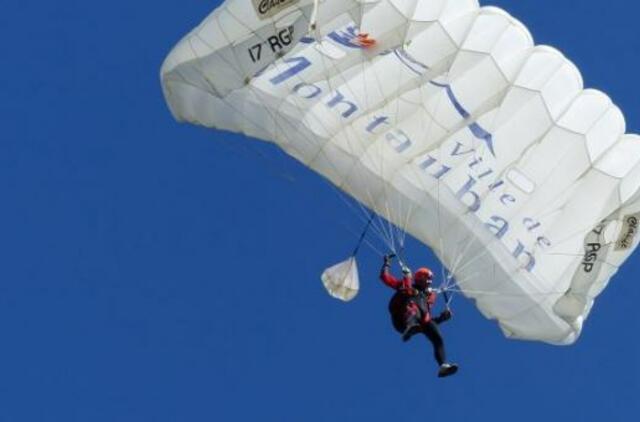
{"left": 321, "top": 257, "right": 360, "bottom": 302}
{"left": 161, "top": 0, "right": 640, "bottom": 344}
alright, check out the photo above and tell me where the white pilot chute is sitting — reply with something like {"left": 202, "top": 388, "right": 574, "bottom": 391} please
{"left": 321, "top": 257, "right": 360, "bottom": 302}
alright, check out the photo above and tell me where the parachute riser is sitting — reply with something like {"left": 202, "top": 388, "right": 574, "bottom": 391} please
{"left": 351, "top": 211, "right": 376, "bottom": 257}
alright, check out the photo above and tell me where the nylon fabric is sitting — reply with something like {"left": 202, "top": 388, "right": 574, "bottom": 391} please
{"left": 161, "top": 0, "right": 640, "bottom": 344}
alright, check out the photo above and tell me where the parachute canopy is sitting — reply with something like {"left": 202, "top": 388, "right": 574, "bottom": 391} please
{"left": 161, "top": 0, "right": 640, "bottom": 345}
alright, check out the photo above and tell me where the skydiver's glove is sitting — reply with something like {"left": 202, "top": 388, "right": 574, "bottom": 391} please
{"left": 383, "top": 254, "right": 396, "bottom": 267}
{"left": 436, "top": 309, "right": 453, "bottom": 323}
{"left": 401, "top": 266, "right": 411, "bottom": 276}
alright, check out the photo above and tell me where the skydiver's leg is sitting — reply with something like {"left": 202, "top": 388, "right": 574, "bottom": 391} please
{"left": 422, "top": 320, "right": 446, "bottom": 366}
{"left": 401, "top": 303, "right": 422, "bottom": 342}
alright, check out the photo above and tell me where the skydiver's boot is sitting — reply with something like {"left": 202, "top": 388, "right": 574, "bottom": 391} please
{"left": 437, "top": 363, "right": 459, "bottom": 378}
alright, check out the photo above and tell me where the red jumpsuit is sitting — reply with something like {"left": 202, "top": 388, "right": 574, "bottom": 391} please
{"left": 380, "top": 264, "right": 448, "bottom": 366}
{"left": 380, "top": 266, "right": 437, "bottom": 332}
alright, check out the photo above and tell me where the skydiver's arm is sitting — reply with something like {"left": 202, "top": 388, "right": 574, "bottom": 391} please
{"left": 429, "top": 289, "right": 453, "bottom": 324}
{"left": 427, "top": 290, "right": 437, "bottom": 306}
{"left": 434, "top": 308, "right": 453, "bottom": 325}
{"left": 380, "top": 262, "right": 402, "bottom": 289}
{"left": 401, "top": 275, "right": 412, "bottom": 290}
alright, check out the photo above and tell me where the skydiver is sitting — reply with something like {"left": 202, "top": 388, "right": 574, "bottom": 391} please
{"left": 380, "top": 254, "right": 458, "bottom": 378}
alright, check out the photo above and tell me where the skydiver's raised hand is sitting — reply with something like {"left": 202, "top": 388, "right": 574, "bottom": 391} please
{"left": 383, "top": 254, "right": 396, "bottom": 266}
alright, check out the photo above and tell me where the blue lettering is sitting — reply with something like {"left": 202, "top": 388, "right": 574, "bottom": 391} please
{"left": 469, "top": 157, "right": 483, "bottom": 168}
{"left": 451, "top": 142, "right": 474, "bottom": 157}
{"left": 456, "top": 176, "right": 481, "bottom": 213}
{"left": 537, "top": 237, "right": 552, "bottom": 248}
{"left": 513, "top": 241, "right": 536, "bottom": 272}
{"left": 385, "top": 130, "right": 412, "bottom": 153}
{"left": 327, "top": 26, "right": 364, "bottom": 49}
{"left": 293, "top": 82, "right": 322, "bottom": 99}
{"left": 419, "top": 155, "right": 437, "bottom": 171}
{"left": 477, "top": 169, "right": 493, "bottom": 179}
{"left": 523, "top": 218, "right": 541, "bottom": 231}
{"left": 418, "top": 155, "right": 450, "bottom": 179}
{"left": 500, "top": 194, "right": 516, "bottom": 206}
{"left": 327, "top": 91, "right": 358, "bottom": 118}
{"left": 366, "top": 116, "right": 390, "bottom": 134}
{"left": 432, "top": 165, "right": 451, "bottom": 179}
{"left": 393, "top": 49, "right": 429, "bottom": 76}
{"left": 269, "top": 57, "right": 312, "bottom": 85}
{"left": 485, "top": 216, "right": 509, "bottom": 239}
{"left": 489, "top": 180, "right": 504, "bottom": 191}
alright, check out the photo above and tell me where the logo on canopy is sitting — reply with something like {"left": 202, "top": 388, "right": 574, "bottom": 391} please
{"left": 253, "top": 0, "right": 300, "bottom": 20}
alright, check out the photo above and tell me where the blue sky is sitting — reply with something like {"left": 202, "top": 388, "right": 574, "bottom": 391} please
{"left": 1, "top": 1, "right": 639, "bottom": 421}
